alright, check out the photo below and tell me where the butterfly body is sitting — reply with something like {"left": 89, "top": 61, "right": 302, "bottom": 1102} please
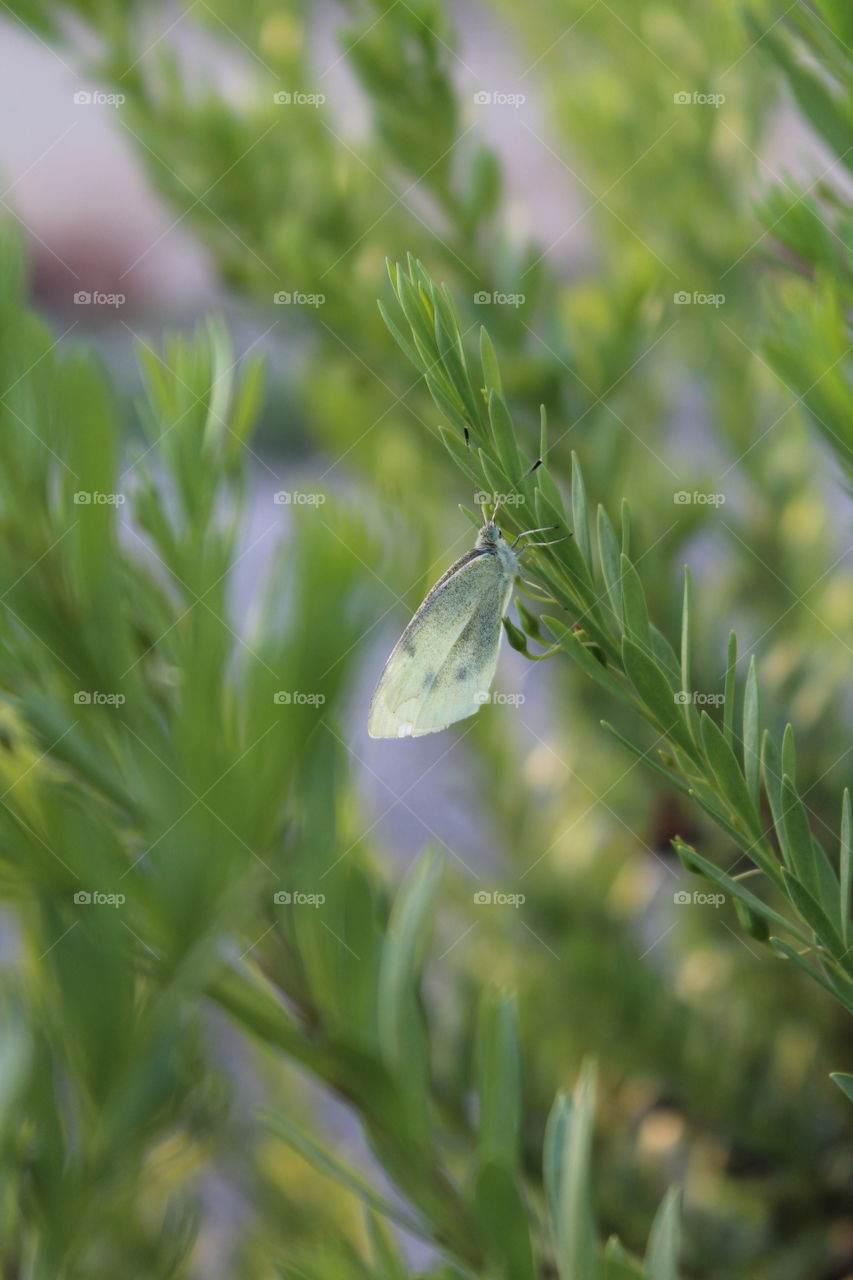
{"left": 367, "top": 521, "right": 518, "bottom": 739}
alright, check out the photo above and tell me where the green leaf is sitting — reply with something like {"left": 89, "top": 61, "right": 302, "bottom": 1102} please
{"left": 487, "top": 390, "right": 523, "bottom": 483}
{"left": 770, "top": 938, "right": 853, "bottom": 1011}
{"left": 649, "top": 626, "right": 681, "bottom": 690}
{"left": 605, "top": 722, "right": 695, "bottom": 801}
{"left": 365, "top": 1211, "right": 407, "bottom": 1280}
{"left": 597, "top": 506, "right": 623, "bottom": 629}
{"left": 830, "top": 1073, "right": 853, "bottom": 1104}
{"left": 603, "top": 1236, "right": 645, "bottom": 1278}
{"left": 780, "top": 774, "right": 837, "bottom": 913}
{"left": 259, "top": 1108, "right": 426, "bottom": 1238}
{"left": 723, "top": 632, "right": 737, "bottom": 747}
{"left": 479, "top": 327, "right": 503, "bottom": 397}
{"left": 699, "top": 713, "right": 762, "bottom": 842}
{"left": 503, "top": 616, "right": 532, "bottom": 655}
{"left": 620, "top": 500, "right": 631, "bottom": 559}
{"left": 679, "top": 567, "right": 692, "bottom": 697}
{"left": 377, "top": 848, "right": 442, "bottom": 1143}
{"left": 743, "top": 657, "right": 760, "bottom": 812}
{"left": 474, "top": 1162, "right": 537, "bottom": 1280}
{"left": 733, "top": 898, "right": 771, "bottom": 943}
{"left": 672, "top": 839, "right": 807, "bottom": 947}
{"left": 619, "top": 554, "right": 652, "bottom": 652}
{"left": 761, "top": 731, "right": 787, "bottom": 861}
{"left": 622, "top": 638, "right": 697, "bottom": 760}
{"left": 535, "top": 470, "right": 569, "bottom": 523}
{"left": 782, "top": 723, "right": 797, "bottom": 786}
{"left": 378, "top": 298, "right": 422, "bottom": 371}
{"left": 782, "top": 869, "right": 846, "bottom": 959}
{"left": 841, "top": 790, "right": 851, "bottom": 951}
{"left": 438, "top": 424, "right": 477, "bottom": 475}
{"left": 546, "top": 619, "right": 636, "bottom": 706}
{"left": 546, "top": 1062, "right": 599, "bottom": 1280}
{"left": 571, "top": 453, "right": 591, "bottom": 569}
{"left": 476, "top": 989, "right": 522, "bottom": 1174}
{"left": 643, "top": 1186, "right": 681, "bottom": 1280}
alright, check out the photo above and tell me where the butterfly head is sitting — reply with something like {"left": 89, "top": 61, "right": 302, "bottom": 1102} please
{"left": 475, "top": 519, "right": 504, "bottom": 551}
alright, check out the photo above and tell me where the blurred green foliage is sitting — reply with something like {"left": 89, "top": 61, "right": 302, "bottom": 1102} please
{"left": 0, "top": 0, "right": 850, "bottom": 1277}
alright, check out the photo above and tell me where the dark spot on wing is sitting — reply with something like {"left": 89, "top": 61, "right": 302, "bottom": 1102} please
{"left": 402, "top": 638, "right": 416, "bottom": 657}
{"left": 422, "top": 671, "right": 435, "bottom": 689}
{"left": 456, "top": 666, "right": 469, "bottom": 681}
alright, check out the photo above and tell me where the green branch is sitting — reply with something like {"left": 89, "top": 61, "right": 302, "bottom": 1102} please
{"left": 381, "top": 254, "right": 852, "bottom": 1018}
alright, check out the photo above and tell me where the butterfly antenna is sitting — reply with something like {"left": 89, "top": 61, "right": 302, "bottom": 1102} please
{"left": 511, "top": 525, "right": 558, "bottom": 550}
{"left": 517, "top": 533, "right": 570, "bottom": 559}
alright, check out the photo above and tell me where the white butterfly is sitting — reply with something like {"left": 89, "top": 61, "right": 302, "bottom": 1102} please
{"left": 368, "top": 512, "right": 559, "bottom": 739}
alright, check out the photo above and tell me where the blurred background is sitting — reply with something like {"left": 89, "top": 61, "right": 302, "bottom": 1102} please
{"left": 0, "top": 1, "right": 851, "bottom": 1278}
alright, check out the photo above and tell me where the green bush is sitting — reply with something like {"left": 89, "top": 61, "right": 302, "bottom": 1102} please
{"left": 0, "top": 2, "right": 850, "bottom": 1277}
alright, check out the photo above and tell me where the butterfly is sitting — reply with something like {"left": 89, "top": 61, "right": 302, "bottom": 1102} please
{"left": 368, "top": 503, "right": 561, "bottom": 738}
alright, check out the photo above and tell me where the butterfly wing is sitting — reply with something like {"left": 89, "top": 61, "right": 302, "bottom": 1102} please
{"left": 368, "top": 550, "right": 513, "bottom": 738}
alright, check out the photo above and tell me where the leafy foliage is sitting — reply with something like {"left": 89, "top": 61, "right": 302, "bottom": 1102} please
{"left": 0, "top": 0, "right": 850, "bottom": 1276}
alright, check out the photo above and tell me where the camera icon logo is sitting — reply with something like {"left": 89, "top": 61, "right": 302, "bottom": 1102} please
{"left": 674, "top": 691, "right": 690, "bottom": 704}
{"left": 673, "top": 491, "right": 691, "bottom": 504}
{"left": 473, "top": 290, "right": 491, "bottom": 304}
{"left": 273, "top": 291, "right": 291, "bottom": 304}
{"left": 673, "top": 92, "right": 691, "bottom": 105}
{"left": 673, "top": 291, "right": 691, "bottom": 304}
{"left": 274, "top": 691, "right": 292, "bottom": 705}
{"left": 73, "top": 291, "right": 92, "bottom": 305}
{"left": 73, "top": 90, "right": 93, "bottom": 105}
{"left": 473, "top": 890, "right": 492, "bottom": 904}
{"left": 673, "top": 890, "right": 692, "bottom": 905}
{"left": 73, "top": 890, "right": 92, "bottom": 904}
{"left": 273, "top": 890, "right": 292, "bottom": 904}
{"left": 473, "top": 91, "right": 492, "bottom": 105}
{"left": 73, "top": 691, "right": 92, "bottom": 705}
{"left": 273, "top": 91, "right": 292, "bottom": 104}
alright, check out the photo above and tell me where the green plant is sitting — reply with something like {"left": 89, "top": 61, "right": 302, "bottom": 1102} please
{"left": 0, "top": 0, "right": 850, "bottom": 1274}
{"left": 750, "top": 0, "right": 853, "bottom": 482}
{"left": 381, "top": 253, "right": 852, "bottom": 1032}
{"left": 0, "top": 229, "right": 686, "bottom": 1278}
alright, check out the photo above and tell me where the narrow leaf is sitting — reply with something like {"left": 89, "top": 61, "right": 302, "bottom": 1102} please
{"left": 644, "top": 1186, "right": 681, "bottom": 1280}
{"left": 841, "top": 789, "right": 851, "bottom": 950}
{"left": 571, "top": 452, "right": 591, "bottom": 569}
{"left": 743, "top": 657, "right": 760, "bottom": 812}
{"left": 476, "top": 989, "right": 522, "bottom": 1173}
{"left": 723, "top": 631, "right": 737, "bottom": 747}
